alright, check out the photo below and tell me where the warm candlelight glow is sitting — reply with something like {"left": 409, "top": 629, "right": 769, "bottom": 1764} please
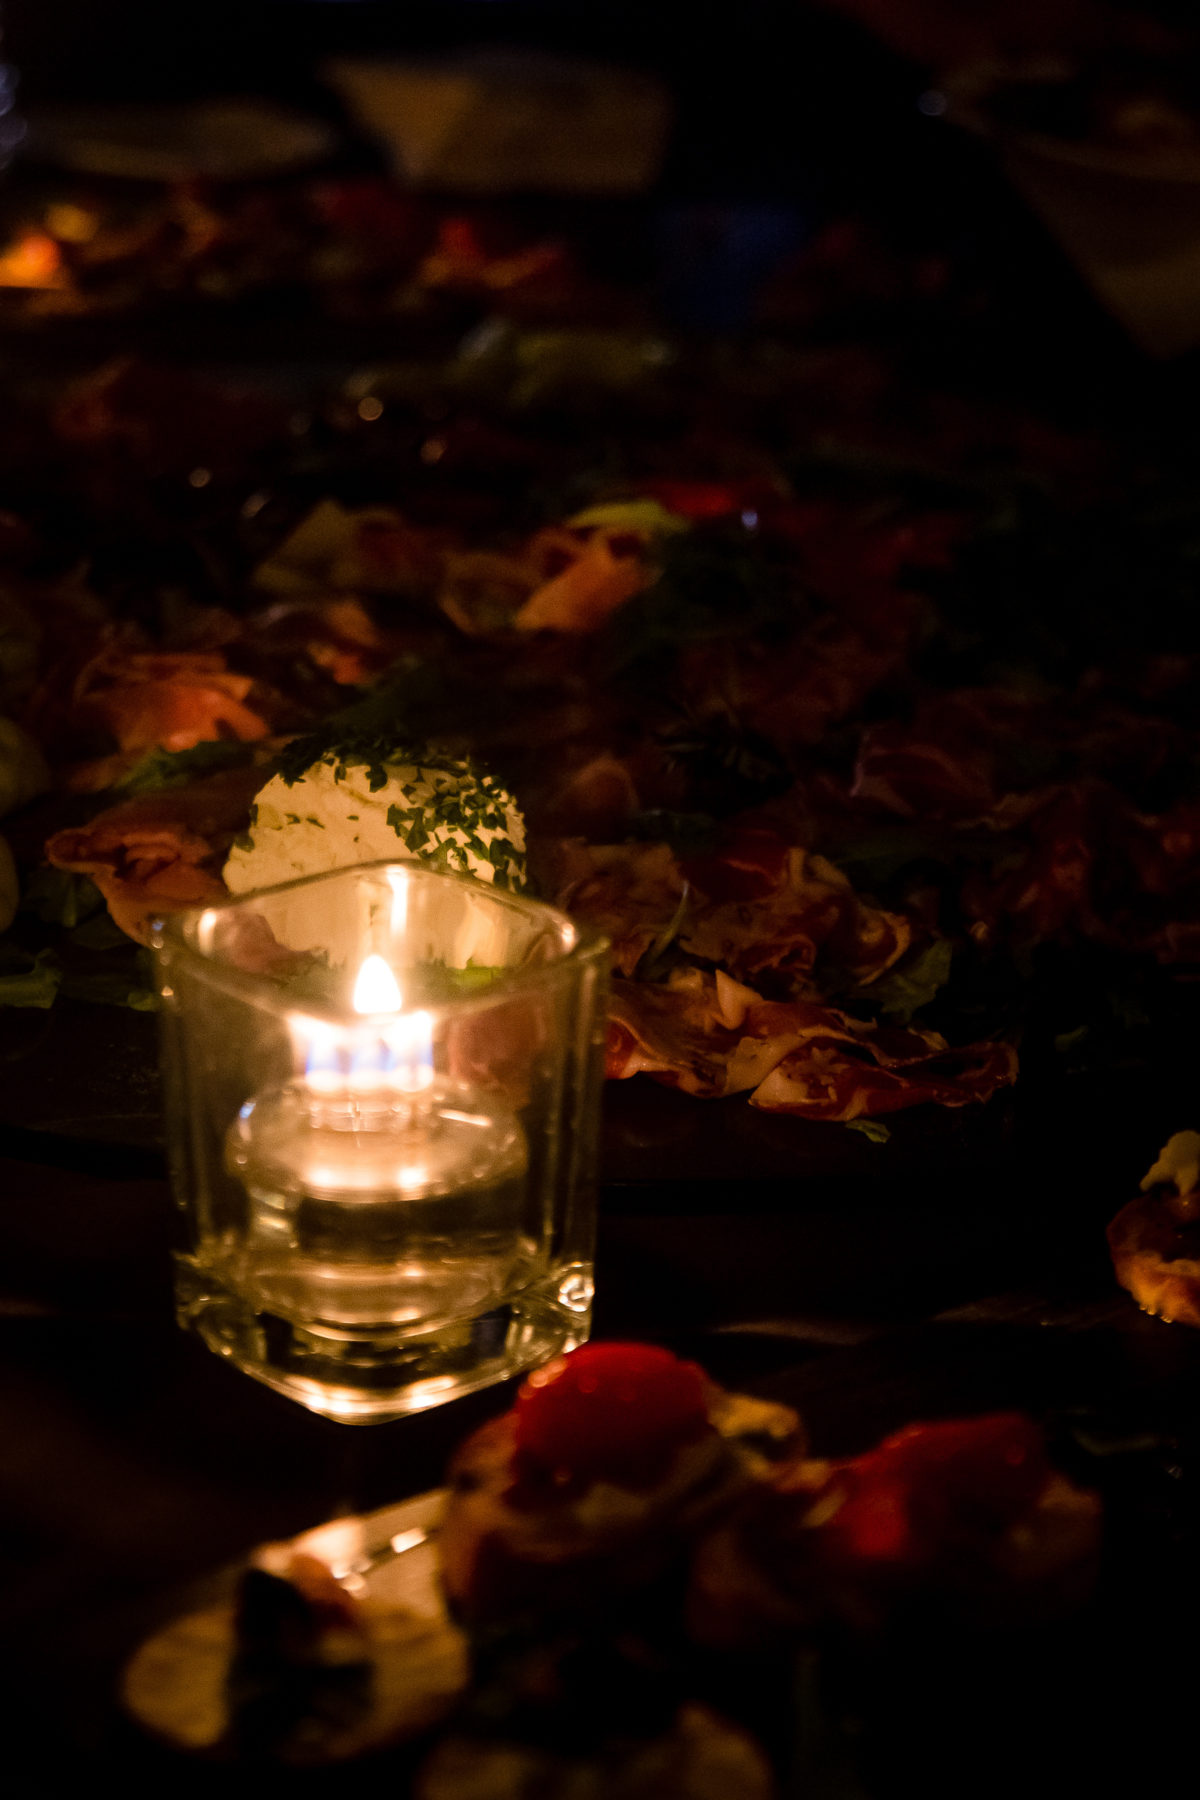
{"left": 294, "top": 954, "right": 434, "bottom": 1101}
{"left": 350, "top": 953, "right": 434, "bottom": 1093}
{"left": 386, "top": 1009, "right": 435, "bottom": 1094}
{"left": 0, "top": 231, "right": 65, "bottom": 289}
{"left": 388, "top": 866, "right": 410, "bottom": 939}
{"left": 164, "top": 857, "right": 596, "bottom": 1422}
{"left": 353, "top": 952, "right": 403, "bottom": 1014}
{"left": 305, "top": 1024, "right": 345, "bottom": 1097}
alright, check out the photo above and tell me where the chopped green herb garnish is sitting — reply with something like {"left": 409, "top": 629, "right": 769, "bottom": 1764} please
{"left": 0, "top": 948, "right": 63, "bottom": 1009}
{"left": 117, "top": 740, "right": 255, "bottom": 795}
{"left": 844, "top": 1119, "right": 891, "bottom": 1144}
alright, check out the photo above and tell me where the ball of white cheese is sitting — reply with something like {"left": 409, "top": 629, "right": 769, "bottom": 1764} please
{"left": 223, "top": 753, "right": 526, "bottom": 896}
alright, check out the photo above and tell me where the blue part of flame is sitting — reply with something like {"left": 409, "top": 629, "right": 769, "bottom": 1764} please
{"left": 304, "top": 1022, "right": 433, "bottom": 1090}
{"left": 349, "top": 1038, "right": 391, "bottom": 1081}
{"left": 306, "top": 1033, "right": 347, "bottom": 1082}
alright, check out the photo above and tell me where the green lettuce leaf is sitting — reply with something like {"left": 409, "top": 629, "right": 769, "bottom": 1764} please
{"left": 0, "top": 948, "right": 63, "bottom": 1008}
{"left": 117, "top": 740, "right": 256, "bottom": 795}
{"left": 67, "top": 912, "right": 132, "bottom": 952}
{"left": 60, "top": 969, "right": 158, "bottom": 1011}
{"left": 864, "top": 937, "right": 954, "bottom": 1023}
{"left": 844, "top": 1118, "right": 891, "bottom": 1143}
{"left": 19, "top": 868, "right": 105, "bottom": 931}
{"left": 566, "top": 499, "right": 689, "bottom": 537}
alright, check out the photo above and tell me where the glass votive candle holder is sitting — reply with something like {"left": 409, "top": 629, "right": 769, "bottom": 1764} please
{"left": 150, "top": 861, "right": 609, "bottom": 1423}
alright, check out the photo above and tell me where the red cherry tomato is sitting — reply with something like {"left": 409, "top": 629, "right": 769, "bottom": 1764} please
{"left": 867, "top": 1414, "right": 1050, "bottom": 1524}
{"left": 638, "top": 479, "right": 758, "bottom": 521}
{"left": 513, "top": 1342, "right": 711, "bottom": 1484}
{"left": 829, "top": 1414, "right": 1051, "bottom": 1567}
{"left": 830, "top": 1476, "right": 916, "bottom": 1564}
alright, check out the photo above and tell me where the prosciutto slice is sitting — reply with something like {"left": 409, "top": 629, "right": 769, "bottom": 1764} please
{"left": 513, "top": 529, "right": 650, "bottom": 634}
{"left": 556, "top": 832, "right": 911, "bottom": 990}
{"left": 73, "top": 649, "right": 269, "bottom": 765}
{"left": 607, "top": 974, "right": 1017, "bottom": 1119}
{"left": 681, "top": 843, "right": 912, "bottom": 987}
{"left": 553, "top": 840, "right": 687, "bottom": 977}
{"left": 607, "top": 973, "right": 738, "bottom": 1097}
{"left": 44, "top": 763, "right": 263, "bottom": 943}
{"left": 748, "top": 1032, "right": 1017, "bottom": 1121}
{"left": 963, "top": 780, "right": 1200, "bottom": 963}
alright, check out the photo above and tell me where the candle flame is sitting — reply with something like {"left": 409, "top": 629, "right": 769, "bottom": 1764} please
{"left": 348, "top": 1035, "right": 390, "bottom": 1096}
{"left": 353, "top": 953, "right": 402, "bottom": 1014}
{"left": 386, "top": 1011, "right": 435, "bottom": 1094}
{"left": 306, "top": 1025, "right": 346, "bottom": 1096}
{"left": 296, "top": 956, "right": 434, "bottom": 1102}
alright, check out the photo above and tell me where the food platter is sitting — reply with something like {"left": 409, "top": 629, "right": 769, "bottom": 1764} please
{"left": 84, "top": 1307, "right": 1200, "bottom": 1797}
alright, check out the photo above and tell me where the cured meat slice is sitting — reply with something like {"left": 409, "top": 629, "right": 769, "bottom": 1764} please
{"left": 557, "top": 833, "right": 911, "bottom": 989}
{"left": 606, "top": 975, "right": 1017, "bottom": 1118}
{"left": 748, "top": 1034, "right": 1018, "bottom": 1121}
{"left": 513, "top": 528, "right": 651, "bottom": 634}
{"left": 681, "top": 844, "right": 912, "bottom": 986}
{"left": 554, "top": 840, "right": 687, "bottom": 977}
{"left": 607, "top": 974, "right": 738, "bottom": 1096}
{"left": 44, "top": 763, "right": 263, "bottom": 942}
{"left": 851, "top": 722, "right": 996, "bottom": 822}
{"left": 76, "top": 651, "right": 269, "bottom": 756}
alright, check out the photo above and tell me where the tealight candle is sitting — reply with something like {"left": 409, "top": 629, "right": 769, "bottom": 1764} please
{"left": 153, "top": 858, "right": 607, "bottom": 1422}
{"left": 225, "top": 951, "right": 529, "bottom": 1332}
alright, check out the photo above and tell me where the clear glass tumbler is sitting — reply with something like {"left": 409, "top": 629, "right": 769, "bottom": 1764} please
{"left": 150, "top": 861, "right": 609, "bottom": 1423}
